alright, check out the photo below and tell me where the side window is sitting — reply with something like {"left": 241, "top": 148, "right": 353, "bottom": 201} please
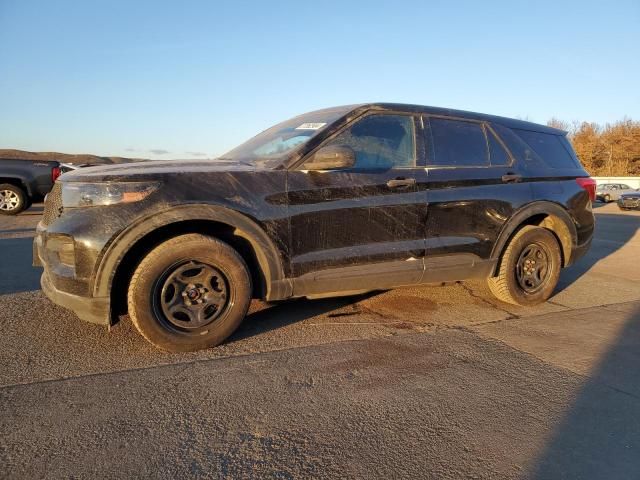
{"left": 318, "top": 114, "right": 416, "bottom": 169}
{"left": 486, "top": 127, "right": 511, "bottom": 166}
{"left": 621, "top": 184, "right": 630, "bottom": 189}
{"left": 514, "top": 129, "right": 578, "bottom": 169}
{"left": 427, "top": 118, "right": 488, "bottom": 167}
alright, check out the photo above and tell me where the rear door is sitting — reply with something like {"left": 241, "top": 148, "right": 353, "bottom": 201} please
{"left": 422, "top": 116, "right": 532, "bottom": 278}
{"left": 287, "top": 112, "right": 428, "bottom": 296}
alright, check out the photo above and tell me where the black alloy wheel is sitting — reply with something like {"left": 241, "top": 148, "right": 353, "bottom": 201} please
{"left": 128, "top": 234, "right": 252, "bottom": 352}
{"left": 487, "top": 225, "right": 562, "bottom": 306}
{"left": 515, "top": 243, "right": 550, "bottom": 294}
{"left": 155, "top": 261, "right": 231, "bottom": 331}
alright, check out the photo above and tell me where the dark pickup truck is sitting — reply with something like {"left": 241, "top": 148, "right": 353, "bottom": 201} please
{"left": 0, "top": 159, "right": 69, "bottom": 214}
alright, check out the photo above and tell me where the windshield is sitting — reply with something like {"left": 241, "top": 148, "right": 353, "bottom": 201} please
{"left": 219, "top": 105, "right": 355, "bottom": 167}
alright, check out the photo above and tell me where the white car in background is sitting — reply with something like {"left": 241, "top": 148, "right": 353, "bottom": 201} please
{"left": 595, "top": 183, "right": 636, "bottom": 203}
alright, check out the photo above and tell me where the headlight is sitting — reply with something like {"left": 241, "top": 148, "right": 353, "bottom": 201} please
{"left": 61, "top": 181, "right": 160, "bottom": 208}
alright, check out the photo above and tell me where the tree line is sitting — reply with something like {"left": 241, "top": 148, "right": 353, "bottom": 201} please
{"left": 547, "top": 118, "right": 640, "bottom": 176}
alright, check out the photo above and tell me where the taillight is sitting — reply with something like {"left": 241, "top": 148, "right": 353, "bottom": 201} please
{"left": 52, "top": 167, "right": 61, "bottom": 182}
{"left": 576, "top": 177, "right": 596, "bottom": 202}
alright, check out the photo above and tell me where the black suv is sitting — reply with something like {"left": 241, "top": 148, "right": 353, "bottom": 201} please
{"left": 34, "top": 103, "right": 595, "bottom": 352}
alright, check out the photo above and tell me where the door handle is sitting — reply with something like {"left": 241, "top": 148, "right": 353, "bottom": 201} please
{"left": 387, "top": 178, "right": 416, "bottom": 188}
{"left": 501, "top": 173, "right": 522, "bottom": 183}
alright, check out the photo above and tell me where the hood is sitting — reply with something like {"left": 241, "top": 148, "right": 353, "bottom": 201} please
{"left": 60, "top": 159, "right": 257, "bottom": 182}
{"left": 621, "top": 191, "right": 640, "bottom": 198}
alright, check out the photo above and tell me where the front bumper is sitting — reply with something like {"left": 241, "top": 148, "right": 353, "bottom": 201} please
{"left": 618, "top": 197, "right": 640, "bottom": 210}
{"left": 34, "top": 227, "right": 110, "bottom": 326}
{"left": 40, "top": 270, "right": 110, "bottom": 325}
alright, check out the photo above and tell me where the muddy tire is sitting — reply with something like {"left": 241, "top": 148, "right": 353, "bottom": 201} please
{"left": 487, "top": 225, "right": 561, "bottom": 306}
{"left": 0, "top": 183, "right": 27, "bottom": 215}
{"left": 128, "top": 234, "right": 252, "bottom": 352}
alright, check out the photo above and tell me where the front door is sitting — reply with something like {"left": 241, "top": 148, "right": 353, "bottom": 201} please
{"left": 286, "top": 113, "right": 428, "bottom": 296}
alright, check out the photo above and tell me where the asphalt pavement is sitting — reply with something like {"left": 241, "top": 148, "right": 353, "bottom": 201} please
{"left": 1, "top": 202, "right": 639, "bottom": 479}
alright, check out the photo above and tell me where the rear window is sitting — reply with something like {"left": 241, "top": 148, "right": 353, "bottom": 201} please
{"left": 427, "top": 118, "right": 488, "bottom": 167}
{"left": 514, "top": 129, "right": 578, "bottom": 168}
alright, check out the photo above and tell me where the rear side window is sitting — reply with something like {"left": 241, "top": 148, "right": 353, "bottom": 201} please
{"left": 427, "top": 118, "right": 488, "bottom": 167}
{"left": 514, "top": 129, "right": 578, "bottom": 168}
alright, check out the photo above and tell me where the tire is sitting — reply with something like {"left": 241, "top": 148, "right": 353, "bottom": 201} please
{"left": 487, "top": 225, "right": 562, "bottom": 306}
{"left": 603, "top": 194, "right": 611, "bottom": 203}
{"left": 128, "top": 234, "right": 252, "bottom": 352}
{"left": 0, "top": 183, "right": 27, "bottom": 215}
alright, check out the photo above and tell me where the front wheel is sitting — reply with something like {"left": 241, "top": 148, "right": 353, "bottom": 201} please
{"left": 603, "top": 194, "right": 611, "bottom": 203}
{"left": 488, "top": 225, "right": 561, "bottom": 306}
{"left": 0, "top": 183, "right": 27, "bottom": 215}
{"left": 128, "top": 234, "right": 252, "bottom": 352}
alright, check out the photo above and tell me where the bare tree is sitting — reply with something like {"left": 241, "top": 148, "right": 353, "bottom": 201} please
{"left": 547, "top": 117, "right": 640, "bottom": 175}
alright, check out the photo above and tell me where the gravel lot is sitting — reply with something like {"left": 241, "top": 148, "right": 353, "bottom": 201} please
{"left": 1, "top": 202, "right": 639, "bottom": 479}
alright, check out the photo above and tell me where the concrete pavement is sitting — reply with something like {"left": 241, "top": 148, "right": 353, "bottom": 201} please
{"left": 1, "top": 202, "right": 639, "bottom": 478}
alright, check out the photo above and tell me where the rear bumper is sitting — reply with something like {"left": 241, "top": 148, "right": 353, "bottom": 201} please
{"left": 596, "top": 193, "right": 614, "bottom": 202}
{"left": 567, "top": 237, "right": 592, "bottom": 266}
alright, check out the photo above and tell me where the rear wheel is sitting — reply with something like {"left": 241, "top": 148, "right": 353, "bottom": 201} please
{"left": 0, "top": 183, "right": 27, "bottom": 215}
{"left": 128, "top": 234, "right": 252, "bottom": 352}
{"left": 488, "top": 225, "right": 561, "bottom": 306}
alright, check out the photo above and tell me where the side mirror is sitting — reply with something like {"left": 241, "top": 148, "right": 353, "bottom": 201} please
{"left": 303, "top": 145, "right": 355, "bottom": 171}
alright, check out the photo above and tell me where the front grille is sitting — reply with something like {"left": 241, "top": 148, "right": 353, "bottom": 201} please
{"left": 621, "top": 197, "right": 640, "bottom": 208}
{"left": 42, "top": 183, "right": 63, "bottom": 226}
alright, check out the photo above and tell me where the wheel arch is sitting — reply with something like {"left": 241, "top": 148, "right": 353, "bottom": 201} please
{"left": 490, "top": 201, "right": 577, "bottom": 275}
{"left": 0, "top": 177, "right": 31, "bottom": 197}
{"left": 93, "top": 204, "right": 289, "bottom": 320}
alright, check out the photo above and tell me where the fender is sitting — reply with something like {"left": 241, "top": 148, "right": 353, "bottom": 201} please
{"left": 490, "top": 201, "right": 577, "bottom": 269}
{"left": 92, "top": 203, "right": 289, "bottom": 302}
{"left": 0, "top": 171, "right": 34, "bottom": 196}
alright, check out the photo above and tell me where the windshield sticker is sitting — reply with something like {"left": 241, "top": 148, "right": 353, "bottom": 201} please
{"left": 295, "top": 122, "right": 326, "bottom": 130}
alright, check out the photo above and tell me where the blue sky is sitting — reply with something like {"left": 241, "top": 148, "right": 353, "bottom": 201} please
{"left": 1, "top": 0, "right": 638, "bottom": 159}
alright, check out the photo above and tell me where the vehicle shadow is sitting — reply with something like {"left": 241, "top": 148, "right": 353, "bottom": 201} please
{"left": 227, "top": 291, "right": 382, "bottom": 343}
{"left": 0, "top": 236, "right": 41, "bottom": 295}
{"left": 555, "top": 210, "right": 640, "bottom": 294}
{"left": 530, "top": 302, "right": 640, "bottom": 478}
{"left": 20, "top": 204, "right": 44, "bottom": 216}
